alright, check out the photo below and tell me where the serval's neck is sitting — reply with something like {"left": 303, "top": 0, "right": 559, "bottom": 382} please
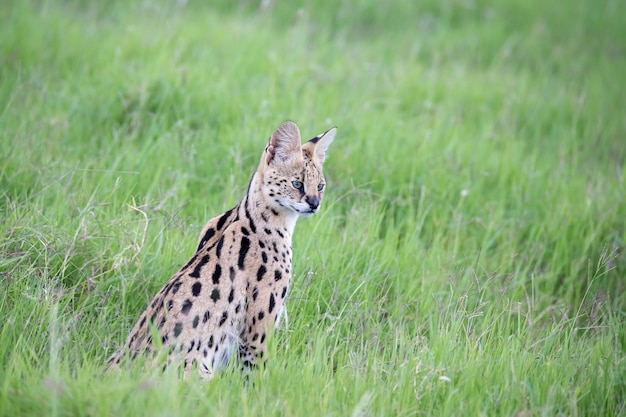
{"left": 237, "top": 170, "right": 299, "bottom": 238}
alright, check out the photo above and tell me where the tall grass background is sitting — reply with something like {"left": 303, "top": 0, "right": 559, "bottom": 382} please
{"left": 1, "top": 0, "right": 624, "bottom": 415}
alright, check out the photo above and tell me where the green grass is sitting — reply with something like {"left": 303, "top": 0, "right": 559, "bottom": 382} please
{"left": 1, "top": 0, "right": 625, "bottom": 415}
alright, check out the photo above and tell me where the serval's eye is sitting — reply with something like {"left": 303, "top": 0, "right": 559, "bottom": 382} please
{"left": 292, "top": 180, "right": 304, "bottom": 190}
{"left": 317, "top": 183, "right": 325, "bottom": 191}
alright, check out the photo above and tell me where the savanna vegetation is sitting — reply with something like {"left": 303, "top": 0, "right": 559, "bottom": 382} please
{"left": 1, "top": 0, "right": 625, "bottom": 415}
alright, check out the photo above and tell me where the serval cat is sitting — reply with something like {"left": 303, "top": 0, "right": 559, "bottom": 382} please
{"left": 108, "top": 121, "right": 336, "bottom": 378}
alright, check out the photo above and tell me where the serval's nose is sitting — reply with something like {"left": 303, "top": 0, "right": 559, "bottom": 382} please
{"left": 306, "top": 196, "right": 319, "bottom": 210}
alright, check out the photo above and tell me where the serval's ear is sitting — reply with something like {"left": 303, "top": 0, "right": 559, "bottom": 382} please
{"left": 303, "top": 126, "right": 336, "bottom": 164}
{"left": 266, "top": 121, "right": 302, "bottom": 166}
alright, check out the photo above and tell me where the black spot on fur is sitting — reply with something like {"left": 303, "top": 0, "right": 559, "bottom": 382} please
{"left": 216, "top": 208, "right": 233, "bottom": 231}
{"left": 159, "top": 281, "right": 172, "bottom": 297}
{"left": 238, "top": 236, "right": 251, "bottom": 269}
{"left": 269, "top": 293, "right": 276, "bottom": 313}
{"left": 264, "top": 228, "right": 272, "bottom": 235}
{"left": 252, "top": 287, "right": 259, "bottom": 301}
{"left": 276, "top": 229, "right": 284, "bottom": 238}
{"left": 174, "top": 322, "right": 183, "bottom": 337}
{"left": 212, "top": 264, "right": 222, "bottom": 284}
{"left": 252, "top": 333, "right": 258, "bottom": 342}
{"left": 219, "top": 311, "right": 228, "bottom": 327}
{"left": 260, "top": 333, "right": 266, "bottom": 344}
{"left": 261, "top": 252, "right": 268, "bottom": 263}
{"left": 203, "top": 310, "right": 210, "bottom": 323}
{"left": 172, "top": 281, "right": 182, "bottom": 294}
{"left": 274, "top": 270, "right": 282, "bottom": 281}
{"left": 167, "top": 300, "right": 174, "bottom": 311}
{"left": 181, "top": 299, "right": 193, "bottom": 315}
{"left": 208, "top": 335, "right": 214, "bottom": 348}
{"left": 187, "top": 340, "right": 195, "bottom": 353}
{"left": 229, "top": 266, "right": 236, "bottom": 282}
{"left": 235, "top": 302, "right": 242, "bottom": 313}
{"left": 192, "top": 282, "right": 202, "bottom": 297}
{"left": 192, "top": 315, "right": 199, "bottom": 328}
{"left": 190, "top": 254, "right": 210, "bottom": 279}
{"left": 244, "top": 200, "right": 257, "bottom": 233}
{"left": 258, "top": 241, "right": 265, "bottom": 249}
{"left": 211, "top": 288, "right": 220, "bottom": 302}
{"left": 241, "top": 227, "right": 249, "bottom": 236}
{"left": 281, "top": 286, "right": 287, "bottom": 299}
{"left": 258, "top": 311, "right": 265, "bottom": 320}
{"left": 139, "top": 315, "right": 147, "bottom": 328}
{"left": 216, "top": 235, "right": 225, "bottom": 257}
{"left": 257, "top": 265, "right": 267, "bottom": 281}
{"left": 271, "top": 208, "right": 279, "bottom": 216}
{"left": 197, "top": 227, "right": 216, "bottom": 251}
{"left": 238, "top": 344, "right": 247, "bottom": 359}
{"left": 228, "top": 287, "right": 234, "bottom": 303}
{"left": 242, "top": 359, "right": 256, "bottom": 369}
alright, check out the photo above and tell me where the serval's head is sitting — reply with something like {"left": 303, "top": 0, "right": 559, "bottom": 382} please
{"left": 260, "top": 121, "right": 336, "bottom": 217}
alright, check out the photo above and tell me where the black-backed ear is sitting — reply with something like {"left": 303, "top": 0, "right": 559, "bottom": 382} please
{"left": 266, "top": 121, "right": 302, "bottom": 165}
{"left": 304, "top": 126, "right": 336, "bottom": 164}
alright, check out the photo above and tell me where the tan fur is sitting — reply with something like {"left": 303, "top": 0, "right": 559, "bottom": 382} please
{"left": 108, "top": 121, "right": 336, "bottom": 378}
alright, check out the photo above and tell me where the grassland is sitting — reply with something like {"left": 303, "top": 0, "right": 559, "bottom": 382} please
{"left": 1, "top": 0, "right": 625, "bottom": 415}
